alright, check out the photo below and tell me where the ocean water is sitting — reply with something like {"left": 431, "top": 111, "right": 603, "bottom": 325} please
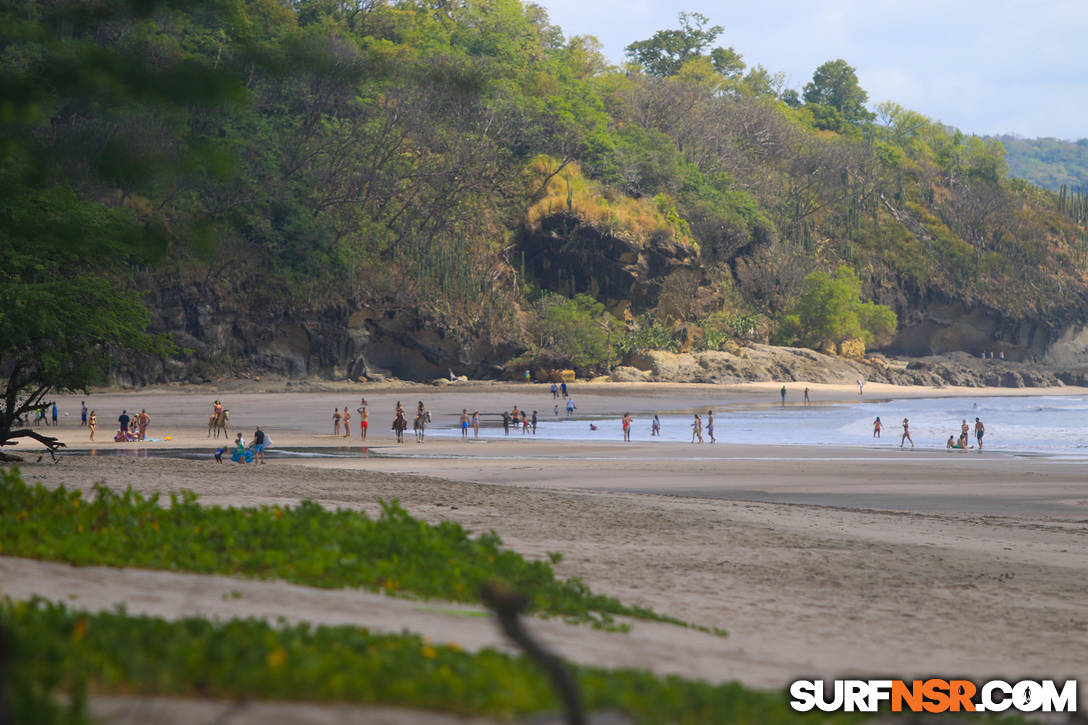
{"left": 426, "top": 395, "right": 1088, "bottom": 458}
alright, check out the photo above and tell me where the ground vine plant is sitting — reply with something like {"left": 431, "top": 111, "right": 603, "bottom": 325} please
{"left": 2, "top": 598, "right": 854, "bottom": 725}
{"left": 0, "top": 469, "right": 720, "bottom": 634}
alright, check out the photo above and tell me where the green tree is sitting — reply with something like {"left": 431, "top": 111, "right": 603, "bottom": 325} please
{"left": 778, "top": 266, "right": 896, "bottom": 351}
{"left": 532, "top": 294, "right": 619, "bottom": 373}
{"left": 802, "top": 59, "right": 874, "bottom": 128}
{"left": 0, "top": 0, "right": 239, "bottom": 458}
{"left": 624, "top": 12, "right": 723, "bottom": 77}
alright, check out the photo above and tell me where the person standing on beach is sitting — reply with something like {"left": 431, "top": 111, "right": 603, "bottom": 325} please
{"left": 342, "top": 406, "right": 351, "bottom": 437}
{"left": 471, "top": 410, "right": 480, "bottom": 439}
{"left": 900, "top": 418, "right": 914, "bottom": 448}
{"left": 253, "top": 426, "right": 267, "bottom": 464}
{"left": 136, "top": 409, "right": 150, "bottom": 441}
{"left": 622, "top": 412, "right": 632, "bottom": 442}
{"left": 690, "top": 414, "right": 703, "bottom": 443}
{"left": 873, "top": 416, "right": 882, "bottom": 438}
{"left": 118, "top": 410, "right": 130, "bottom": 436}
{"left": 332, "top": 408, "right": 341, "bottom": 435}
{"left": 803, "top": 387, "right": 810, "bottom": 406}
{"left": 81, "top": 401, "right": 88, "bottom": 427}
{"left": 88, "top": 411, "right": 97, "bottom": 441}
{"left": 531, "top": 410, "right": 537, "bottom": 434}
{"left": 780, "top": 385, "right": 786, "bottom": 406}
{"left": 358, "top": 404, "right": 369, "bottom": 441}
{"left": 502, "top": 411, "right": 511, "bottom": 436}
{"left": 858, "top": 379, "right": 865, "bottom": 396}
{"left": 51, "top": 403, "right": 58, "bottom": 425}
{"left": 460, "top": 409, "right": 470, "bottom": 439}
{"left": 566, "top": 398, "right": 575, "bottom": 417}
{"left": 651, "top": 415, "right": 661, "bottom": 437}
{"left": 560, "top": 381, "right": 567, "bottom": 398}
{"left": 551, "top": 382, "right": 558, "bottom": 399}
{"left": 975, "top": 417, "right": 985, "bottom": 450}
{"left": 706, "top": 411, "right": 716, "bottom": 443}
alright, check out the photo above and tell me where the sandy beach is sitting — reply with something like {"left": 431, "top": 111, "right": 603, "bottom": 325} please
{"left": 3, "top": 381, "right": 1087, "bottom": 719}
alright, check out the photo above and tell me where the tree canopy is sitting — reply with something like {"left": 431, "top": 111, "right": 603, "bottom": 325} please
{"left": 803, "top": 59, "right": 874, "bottom": 130}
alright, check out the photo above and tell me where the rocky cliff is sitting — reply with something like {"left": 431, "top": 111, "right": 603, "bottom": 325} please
{"left": 124, "top": 279, "right": 518, "bottom": 386}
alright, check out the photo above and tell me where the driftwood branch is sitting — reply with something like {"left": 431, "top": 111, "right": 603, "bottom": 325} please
{"left": 481, "top": 581, "right": 584, "bottom": 725}
{"left": 0, "top": 428, "right": 66, "bottom": 462}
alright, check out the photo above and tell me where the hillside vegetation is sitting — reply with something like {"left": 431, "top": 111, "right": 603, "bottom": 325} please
{"left": 5, "top": 0, "right": 1088, "bottom": 381}
{"left": 999, "top": 135, "right": 1088, "bottom": 192}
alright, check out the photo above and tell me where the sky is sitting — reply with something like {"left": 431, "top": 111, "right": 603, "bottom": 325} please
{"left": 531, "top": 0, "right": 1088, "bottom": 140}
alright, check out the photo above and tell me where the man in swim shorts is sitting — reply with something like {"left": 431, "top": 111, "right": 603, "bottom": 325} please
{"left": 975, "top": 417, "right": 985, "bottom": 450}
{"left": 460, "top": 409, "right": 470, "bottom": 439}
{"left": 358, "top": 403, "right": 368, "bottom": 440}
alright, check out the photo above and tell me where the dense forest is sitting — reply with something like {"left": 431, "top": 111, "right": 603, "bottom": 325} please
{"left": 998, "top": 134, "right": 1088, "bottom": 192}
{"left": 6, "top": 0, "right": 1088, "bottom": 386}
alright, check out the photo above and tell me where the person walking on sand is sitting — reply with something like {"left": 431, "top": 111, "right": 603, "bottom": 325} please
{"left": 690, "top": 414, "right": 703, "bottom": 443}
{"left": 88, "top": 410, "right": 97, "bottom": 441}
{"left": 651, "top": 414, "right": 661, "bottom": 437}
{"left": 358, "top": 404, "right": 369, "bottom": 441}
{"left": 900, "top": 418, "right": 914, "bottom": 448}
{"left": 560, "top": 381, "right": 567, "bottom": 398}
{"left": 460, "top": 409, "right": 470, "bottom": 439}
{"left": 52, "top": 402, "right": 58, "bottom": 426}
{"left": 551, "top": 382, "right": 558, "bottom": 399}
{"left": 332, "top": 408, "right": 341, "bottom": 435}
{"left": 975, "top": 417, "right": 985, "bottom": 450}
{"left": 858, "top": 379, "right": 865, "bottom": 396}
{"left": 342, "top": 406, "right": 351, "bottom": 437}
{"left": 706, "top": 410, "right": 716, "bottom": 443}
{"left": 873, "top": 416, "right": 882, "bottom": 438}
{"left": 566, "top": 398, "right": 575, "bottom": 417}
{"left": 622, "top": 412, "right": 632, "bottom": 442}
{"left": 803, "top": 387, "right": 810, "bottom": 406}
{"left": 472, "top": 410, "right": 480, "bottom": 439}
{"left": 81, "top": 401, "right": 88, "bottom": 427}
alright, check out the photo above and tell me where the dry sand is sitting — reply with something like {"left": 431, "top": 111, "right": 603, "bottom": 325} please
{"left": 3, "top": 382, "right": 1088, "bottom": 718}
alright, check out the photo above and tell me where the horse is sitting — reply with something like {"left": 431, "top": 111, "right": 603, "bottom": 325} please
{"left": 413, "top": 410, "right": 431, "bottom": 443}
{"left": 392, "top": 413, "right": 407, "bottom": 443}
{"left": 208, "top": 409, "right": 230, "bottom": 439}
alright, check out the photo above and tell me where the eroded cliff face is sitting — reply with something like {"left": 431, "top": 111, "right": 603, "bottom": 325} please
{"left": 520, "top": 213, "right": 703, "bottom": 315}
{"left": 119, "top": 280, "right": 518, "bottom": 385}
{"left": 884, "top": 288, "right": 1088, "bottom": 364}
